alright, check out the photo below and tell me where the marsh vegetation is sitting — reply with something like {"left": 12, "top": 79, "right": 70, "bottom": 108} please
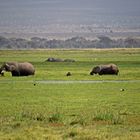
{"left": 0, "top": 49, "right": 140, "bottom": 139}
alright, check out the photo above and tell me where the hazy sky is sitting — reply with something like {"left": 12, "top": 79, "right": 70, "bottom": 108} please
{"left": 1, "top": 0, "right": 140, "bottom": 10}
{"left": 0, "top": 0, "right": 140, "bottom": 26}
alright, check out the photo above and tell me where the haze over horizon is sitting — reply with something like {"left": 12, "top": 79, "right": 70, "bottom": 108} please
{"left": 0, "top": 0, "right": 140, "bottom": 39}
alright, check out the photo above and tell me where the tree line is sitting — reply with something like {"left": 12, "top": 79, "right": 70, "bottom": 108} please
{"left": 0, "top": 36, "right": 140, "bottom": 49}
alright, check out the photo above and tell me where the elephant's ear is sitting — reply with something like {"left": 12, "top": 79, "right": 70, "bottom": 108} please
{"left": 96, "top": 66, "right": 101, "bottom": 72}
{"left": 10, "top": 65, "right": 16, "bottom": 71}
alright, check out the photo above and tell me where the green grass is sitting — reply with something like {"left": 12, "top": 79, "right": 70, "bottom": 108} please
{"left": 0, "top": 49, "right": 140, "bottom": 81}
{"left": 0, "top": 48, "right": 140, "bottom": 139}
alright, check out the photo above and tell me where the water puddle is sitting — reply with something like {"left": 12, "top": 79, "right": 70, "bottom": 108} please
{"left": 36, "top": 80, "right": 140, "bottom": 84}
{"left": 0, "top": 80, "right": 140, "bottom": 84}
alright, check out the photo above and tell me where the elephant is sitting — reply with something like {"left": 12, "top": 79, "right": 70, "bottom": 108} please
{"left": 46, "top": 57, "right": 63, "bottom": 62}
{"left": 0, "top": 62, "right": 35, "bottom": 76}
{"left": 90, "top": 64, "right": 119, "bottom": 75}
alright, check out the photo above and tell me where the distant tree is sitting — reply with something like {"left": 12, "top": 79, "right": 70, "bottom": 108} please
{"left": 124, "top": 37, "right": 137, "bottom": 48}
{"left": 0, "top": 36, "right": 140, "bottom": 49}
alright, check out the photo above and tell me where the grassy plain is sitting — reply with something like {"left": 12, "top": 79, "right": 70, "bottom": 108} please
{"left": 0, "top": 49, "right": 140, "bottom": 140}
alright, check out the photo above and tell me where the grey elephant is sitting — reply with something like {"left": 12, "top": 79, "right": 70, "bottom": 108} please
{"left": 90, "top": 64, "right": 119, "bottom": 75}
{"left": 0, "top": 62, "right": 35, "bottom": 76}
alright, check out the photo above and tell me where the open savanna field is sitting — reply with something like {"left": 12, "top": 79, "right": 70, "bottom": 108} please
{"left": 0, "top": 49, "right": 140, "bottom": 140}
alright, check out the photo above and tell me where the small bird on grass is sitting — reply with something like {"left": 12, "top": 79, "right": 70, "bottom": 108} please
{"left": 120, "top": 88, "right": 125, "bottom": 91}
{"left": 66, "top": 72, "right": 72, "bottom": 76}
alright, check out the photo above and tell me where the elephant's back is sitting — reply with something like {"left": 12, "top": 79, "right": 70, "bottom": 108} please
{"left": 18, "top": 62, "right": 35, "bottom": 75}
{"left": 100, "top": 64, "right": 119, "bottom": 74}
